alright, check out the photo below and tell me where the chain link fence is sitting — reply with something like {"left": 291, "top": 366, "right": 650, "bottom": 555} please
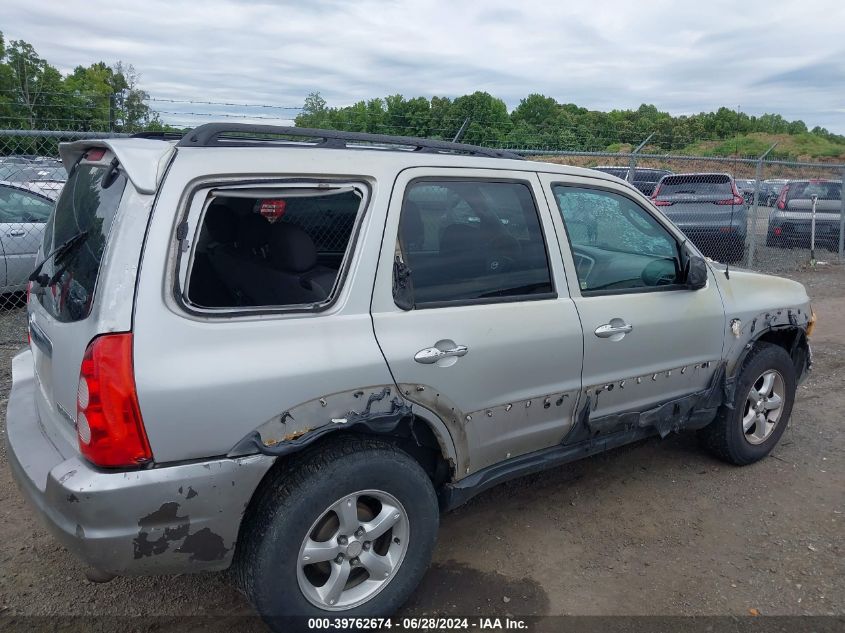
{"left": 0, "top": 128, "right": 842, "bottom": 319}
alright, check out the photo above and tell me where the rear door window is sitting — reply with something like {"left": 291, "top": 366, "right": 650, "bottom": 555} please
{"left": 396, "top": 179, "right": 553, "bottom": 306}
{"left": 38, "top": 163, "right": 127, "bottom": 322}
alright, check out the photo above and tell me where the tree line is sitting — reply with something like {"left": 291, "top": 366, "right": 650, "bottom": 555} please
{"left": 0, "top": 32, "right": 163, "bottom": 132}
{"left": 295, "top": 91, "right": 845, "bottom": 153}
{"left": 1, "top": 32, "right": 842, "bottom": 156}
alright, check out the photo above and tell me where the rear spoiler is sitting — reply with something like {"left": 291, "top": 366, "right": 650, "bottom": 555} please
{"left": 59, "top": 139, "right": 176, "bottom": 195}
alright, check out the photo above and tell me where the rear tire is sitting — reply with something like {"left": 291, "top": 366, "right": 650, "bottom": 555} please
{"left": 235, "top": 437, "right": 439, "bottom": 631}
{"left": 699, "top": 343, "right": 796, "bottom": 465}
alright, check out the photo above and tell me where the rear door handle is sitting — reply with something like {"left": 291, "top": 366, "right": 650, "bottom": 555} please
{"left": 594, "top": 321, "right": 634, "bottom": 338}
{"left": 8, "top": 229, "right": 25, "bottom": 237}
{"left": 414, "top": 344, "right": 468, "bottom": 364}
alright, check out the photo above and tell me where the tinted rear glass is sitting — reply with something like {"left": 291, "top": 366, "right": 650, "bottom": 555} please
{"left": 633, "top": 170, "right": 671, "bottom": 183}
{"left": 38, "top": 163, "right": 127, "bottom": 322}
{"left": 787, "top": 181, "right": 842, "bottom": 201}
{"left": 657, "top": 175, "right": 732, "bottom": 196}
{"left": 593, "top": 167, "right": 627, "bottom": 178}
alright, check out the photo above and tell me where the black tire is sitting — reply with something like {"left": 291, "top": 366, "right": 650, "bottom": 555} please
{"left": 235, "top": 437, "right": 439, "bottom": 631}
{"left": 699, "top": 343, "right": 796, "bottom": 465}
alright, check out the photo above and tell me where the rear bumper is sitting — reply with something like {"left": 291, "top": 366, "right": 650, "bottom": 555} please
{"left": 5, "top": 350, "right": 275, "bottom": 576}
{"left": 769, "top": 218, "right": 841, "bottom": 240}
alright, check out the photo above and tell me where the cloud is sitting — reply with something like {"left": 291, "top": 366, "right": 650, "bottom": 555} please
{"left": 2, "top": 0, "right": 844, "bottom": 133}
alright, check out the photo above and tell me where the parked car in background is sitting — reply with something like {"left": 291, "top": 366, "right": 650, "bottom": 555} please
{"left": 735, "top": 179, "right": 757, "bottom": 205}
{"left": 0, "top": 159, "right": 67, "bottom": 199}
{"left": 0, "top": 180, "right": 57, "bottom": 293}
{"left": 591, "top": 166, "right": 673, "bottom": 196}
{"left": 651, "top": 173, "right": 748, "bottom": 263}
{"left": 763, "top": 179, "right": 789, "bottom": 206}
{"left": 767, "top": 179, "right": 843, "bottom": 250}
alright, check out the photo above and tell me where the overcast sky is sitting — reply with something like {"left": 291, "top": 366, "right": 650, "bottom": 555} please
{"left": 4, "top": 0, "right": 845, "bottom": 133}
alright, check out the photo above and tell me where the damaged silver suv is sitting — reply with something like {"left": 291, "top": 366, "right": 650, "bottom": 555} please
{"left": 7, "top": 125, "right": 813, "bottom": 627}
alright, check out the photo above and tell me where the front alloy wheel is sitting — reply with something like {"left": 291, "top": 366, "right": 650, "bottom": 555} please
{"left": 742, "top": 369, "right": 785, "bottom": 445}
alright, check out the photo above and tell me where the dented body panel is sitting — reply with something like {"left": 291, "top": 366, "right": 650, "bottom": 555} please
{"left": 7, "top": 350, "right": 274, "bottom": 575}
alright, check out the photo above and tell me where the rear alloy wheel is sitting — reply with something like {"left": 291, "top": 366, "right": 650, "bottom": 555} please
{"left": 699, "top": 342, "right": 796, "bottom": 465}
{"left": 236, "top": 438, "right": 439, "bottom": 630}
{"left": 297, "top": 490, "right": 409, "bottom": 610}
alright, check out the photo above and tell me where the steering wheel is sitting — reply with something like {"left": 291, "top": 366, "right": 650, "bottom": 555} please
{"left": 641, "top": 258, "right": 677, "bottom": 286}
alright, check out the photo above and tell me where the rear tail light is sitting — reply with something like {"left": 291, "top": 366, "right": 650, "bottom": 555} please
{"left": 76, "top": 333, "right": 152, "bottom": 468}
{"left": 716, "top": 182, "right": 745, "bottom": 205}
{"left": 650, "top": 183, "right": 673, "bottom": 206}
{"left": 776, "top": 184, "right": 790, "bottom": 210}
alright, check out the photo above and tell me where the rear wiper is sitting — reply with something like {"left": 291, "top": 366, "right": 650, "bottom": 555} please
{"left": 29, "top": 230, "right": 89, "bottom": 287}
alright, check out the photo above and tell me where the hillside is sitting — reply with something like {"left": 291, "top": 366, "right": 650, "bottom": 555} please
{"left": 678, "top": 133, "right": 845, "bottom": 161}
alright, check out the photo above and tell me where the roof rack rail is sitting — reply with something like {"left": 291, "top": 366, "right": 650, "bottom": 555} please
{"left": 131, "top": 131, "right": 187, "bottom": 141}
{"left": 175, "top": 123, "right": 523, "bottom": 160}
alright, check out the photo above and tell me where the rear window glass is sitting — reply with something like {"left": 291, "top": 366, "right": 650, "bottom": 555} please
{"left": 633, "top": 170, "right": 670, "bottom": 183}
{"left": 38, "top": 163, "right": 127, "bottom": 322}
{"left": 656, "top": 175, "right": 732, "bottom": 196}
{"left": 787, "top": 181, "right": 842, "bottom": 201}
{"left": 593, "top": 167, "right": 627, "bottom": 178}
{"left": 186, "top": 188, "right": 363, "bottom": 309}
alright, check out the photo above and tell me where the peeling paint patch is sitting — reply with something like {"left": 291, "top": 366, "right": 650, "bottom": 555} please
{"left": 133, "top": 502, "right": 190, "bottom": 559}
{"left": 176, "top": 527, "right": 229, "bottom": 561}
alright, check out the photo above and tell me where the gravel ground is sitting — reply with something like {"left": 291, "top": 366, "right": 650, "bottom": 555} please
{"left": 0, "top": 268, "right": 842, "bottom": 630}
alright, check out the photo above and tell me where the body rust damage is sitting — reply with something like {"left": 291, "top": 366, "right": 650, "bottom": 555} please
{"left": 228, "top": 306, "right": 810, "bottom": 494}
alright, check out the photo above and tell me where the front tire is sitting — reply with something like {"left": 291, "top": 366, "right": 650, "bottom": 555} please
{"left": 236, "top": 438, "right": 439, "bottom": 630}
{"left": 699, "top": 343, "right": 796, "bottom": 465}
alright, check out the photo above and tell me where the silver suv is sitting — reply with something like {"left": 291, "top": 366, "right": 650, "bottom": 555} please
{"left": 7, "top": 125, "right": 814, "bottom": 628}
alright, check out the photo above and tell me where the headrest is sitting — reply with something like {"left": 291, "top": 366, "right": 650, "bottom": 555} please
{"left": 269, "top": 222, "right": 317, "bottom": 272}
{"left": 400, "top": 200, "right": 424, "bottom": 250}
{"left": 439, "top": 223, "right": 480, "bottom": 257}
{"left": 237, "top": 213, "right": 271, "bottom": 252}
{"left": 204, "top": 202, "right": 238, "bottom": 243}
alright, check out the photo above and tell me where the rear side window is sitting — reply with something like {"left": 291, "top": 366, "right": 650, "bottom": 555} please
{"left": 38, "top": 164, "right": 127, "bottom": 322}
{"left": 186, "top": 187, "right": 364, "bottom": 309}
{"left": 396, "top": 180, "right": 553, "bottom": 306}
{"left": 655, "top": 175, "right": 732, "bottom": 196}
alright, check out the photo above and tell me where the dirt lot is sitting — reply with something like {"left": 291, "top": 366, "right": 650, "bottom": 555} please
{"left": 0, "top": 267, "right": 842, "bottom": 630}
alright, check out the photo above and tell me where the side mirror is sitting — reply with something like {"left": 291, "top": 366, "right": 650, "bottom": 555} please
{"left": 686, "top": 254, "right": 708, "bottom": 290}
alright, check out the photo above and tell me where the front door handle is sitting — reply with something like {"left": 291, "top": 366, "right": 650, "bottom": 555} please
{"left": 594, "top": 320, "right": 634, "bottom": 339}
{"left": 8, "top": 229, "right": 25, "bottom": 237}
{"left": 414, "top": 344, "right": 468, "bottom": 364}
